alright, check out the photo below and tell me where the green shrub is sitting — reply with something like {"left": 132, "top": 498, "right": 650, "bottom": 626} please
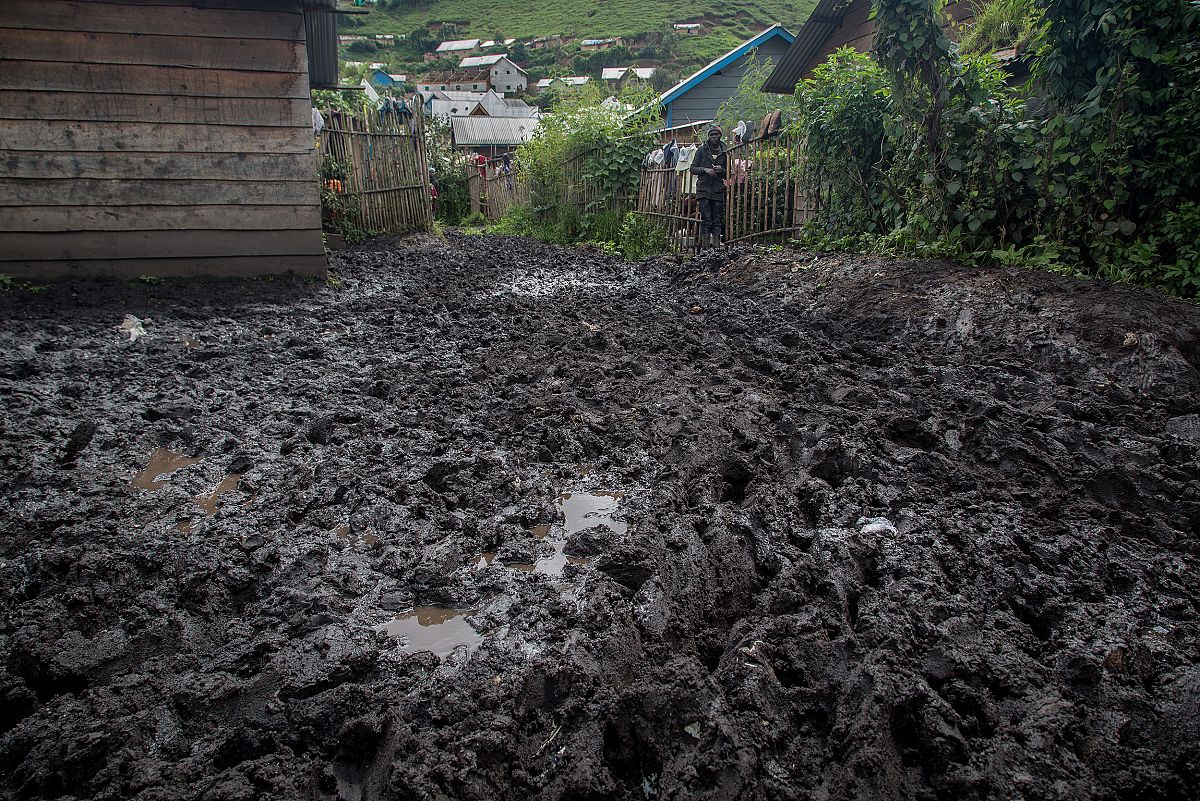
{"left": 618, "top": 212, "right": 668, "bottom": 260}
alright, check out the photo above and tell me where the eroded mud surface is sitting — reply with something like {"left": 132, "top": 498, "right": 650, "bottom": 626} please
{"left": 1, "top": 233, "right": 1199, "bottom": 801}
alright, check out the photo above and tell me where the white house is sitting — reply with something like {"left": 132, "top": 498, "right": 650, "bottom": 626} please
{"left": 534, "top": 75, "right": 591, "bottom": 93}
{"left": 458, "top": 55, "right": 528, "bottom": 93}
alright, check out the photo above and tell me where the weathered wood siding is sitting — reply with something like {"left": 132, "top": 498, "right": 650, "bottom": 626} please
{"left": 0, "top": 0, "right": 326, "bottom": 278}
{"left": 667, "top": 37, "right": 793, "bottom": 127}
{"left": 803, "top": 0, "right": 977, "bottom": 78}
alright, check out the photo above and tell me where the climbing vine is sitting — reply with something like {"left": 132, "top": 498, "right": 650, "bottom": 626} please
{"left": 791, "top": 0, "right": 1200, "bottom": 297}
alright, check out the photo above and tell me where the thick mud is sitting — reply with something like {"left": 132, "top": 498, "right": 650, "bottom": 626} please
{"left": 1, "top": 233, "right": 1198, "bottom": 801}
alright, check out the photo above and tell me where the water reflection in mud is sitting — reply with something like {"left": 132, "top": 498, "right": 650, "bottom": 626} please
{"left": 470, "top": 490, "right": 627, "bottom": 576}
{"left": 534, "top": 490, "right": 626, "bottom": 576}
{"left": 375, "top": 607, "right": 482, "bottom": 658}
{"left": 130, "top": 448, "right": 201, "bottom": 490}
{"left": 195, "top": 474, "right": 241, "bottom": 517}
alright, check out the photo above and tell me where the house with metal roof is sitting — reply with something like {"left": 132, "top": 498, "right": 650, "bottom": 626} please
{"left": 416, "top": 69, "right": 493, "bottom": 93}
{"left": 761, "top": 0, "right": 975, "bottom": 92}
{"left": 436, "top": 38, "right": 481, "bottom": 54}
{"left": 580, "top": 38, "right": 622, "bottom": 51}
{"left": 657, "top": 24, "right": 795, "bottom": 129}
{"left": 458, "top": 55, "right": 528, "bottom": 93}
{"left": 535, "top": 76, "right": 591, "bottom": 93}
{"left": 451, "top": 116, "right": 539, "bottom": 156}
{"left": 602, "top": 67, "right": 658, "bottom": 84}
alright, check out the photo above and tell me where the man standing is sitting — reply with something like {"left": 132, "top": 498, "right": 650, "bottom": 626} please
{"left": 690, "top": 125, "right": 727, "bottom": 249}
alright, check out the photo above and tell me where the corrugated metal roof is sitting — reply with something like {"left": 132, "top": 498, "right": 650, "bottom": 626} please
{"left": 431, "top": 100, "right": 479, "bottom": 117}
{"left": 602, "top": 67, "right": 626, "bottom": 80}
{"left": 436, "top": 39, "right": 480, "bottom": 52}
{"left": 760, "top": 0, "right": 845, "bottom": 93}
{"left": 451, "top": 116, "right": 539, "bottom": 146}
{"left": 460, "top": 54, "right": 506, "bottom": 68}
{"left": 659, "top": 24, "right": 795, "bottom": 106}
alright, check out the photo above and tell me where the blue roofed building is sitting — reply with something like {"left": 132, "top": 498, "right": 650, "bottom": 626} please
{"left": 657, "top": 24, "right": 795, "bottom": 129}
{"left": 370, "top": 68, "right": 406, "bottom": 90}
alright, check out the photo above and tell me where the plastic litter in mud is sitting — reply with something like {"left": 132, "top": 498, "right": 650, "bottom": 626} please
{"left": 856, "top": 516, "right": 897, "bottom": 536}
{"left": 375, "top": 607, "right": 482, "bottom": 658}
{"left": 118, "top": 314, "right": 149, "bottom": 342}
{"left": 129, "top": 448, "right": 201, "bottom": 490}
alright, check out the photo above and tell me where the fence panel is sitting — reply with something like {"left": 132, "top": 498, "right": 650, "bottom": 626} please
{"left": 633, "top": 132, "right": 815, "bottom": 252}
{"left": 318, "top": 107, "right": 432, "bottom": 237}
{"left": 723, "top": 135, "right": 812, "bottom": 245}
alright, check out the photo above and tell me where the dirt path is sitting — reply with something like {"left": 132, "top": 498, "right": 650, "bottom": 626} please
{"left": 1, "top": 233, "right": 1198, "bottom": 801}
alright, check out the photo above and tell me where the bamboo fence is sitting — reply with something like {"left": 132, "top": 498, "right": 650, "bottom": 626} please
{"left": 464, "top": 128, "right": 815, "bottom": 252}
{"left": 635, "top": 131, "right": 815, "bottom": 252}
{"left": 318, "top": 107, "right": 432, "bottom": 236}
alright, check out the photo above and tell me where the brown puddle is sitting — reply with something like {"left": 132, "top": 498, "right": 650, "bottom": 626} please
{"left": 130, "top": 448, "right": 201, "bottom": 490}
{"left": 375, "top": 607, "right": 482, "bottom": 658}
{"left": 195, "top": 474, "right": 241, "bottom": 517}
{"left": 335, "top": 524, "right": 379, "bottom": 547}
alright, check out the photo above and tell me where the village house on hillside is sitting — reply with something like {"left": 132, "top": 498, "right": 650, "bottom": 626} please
{"left": 529, "top": 34, "right": 566, "bottom": 49}
{"left": 761, "top": 0, "right": 975, "bottom": 90}
{"left": 535, "top": 76, "right": 591, "bottom": 93}
{"left": 416, "top": 69, "right": 493, "bottom": 93}
{"left": 1, "top": 0, "right": 337, "bottom": 279}
{"left": 602, "top": 67, "right": 658, "bottom": 86}
{"left": 426, "top": 38, "right": 480, "bottom": 62}
{"left": 673, "top": 23, "right": 703, "bottom": 35}
{"left": 580, "top": 37, "right": 623, "bottom": 52}
{"left": 458, "top": 54, "right": 528, "bottom": 93}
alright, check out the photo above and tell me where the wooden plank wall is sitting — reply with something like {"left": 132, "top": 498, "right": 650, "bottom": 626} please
{"left": 0, "top": 0, "right": 326, "bottom": 278}
{"left": 804, "top": 0, "right": 977, "bottom": 79}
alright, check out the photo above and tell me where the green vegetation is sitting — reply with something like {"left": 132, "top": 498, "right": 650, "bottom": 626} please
{"left": 341, "top": 0, "right": 816, "bottom": 76}
{"left": 785, "top": 0, "right": 1200, "bottom": 298}
{"left": 489, "top": 82, "right": 668, "bottom": 257}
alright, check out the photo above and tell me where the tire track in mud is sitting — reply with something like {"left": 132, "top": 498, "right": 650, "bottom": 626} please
{"left": 0, "top": 233, "right": 1198, "bottom": 801}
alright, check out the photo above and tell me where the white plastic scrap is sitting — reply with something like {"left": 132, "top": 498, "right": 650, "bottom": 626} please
{"left": 857, "top": 516, "right": 897, "bottom": 536}
{"left": 118, "top": 315, "right": 149, "bottom": 342}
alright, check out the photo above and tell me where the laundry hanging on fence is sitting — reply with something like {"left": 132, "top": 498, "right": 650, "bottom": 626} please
{"left": 675, "top": 144, "right": 698, "bottom": 194}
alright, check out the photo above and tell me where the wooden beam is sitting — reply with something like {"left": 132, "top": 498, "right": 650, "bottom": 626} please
{"left": 0, "top": 92, "right": 309, "bottom": 127}
{"left": 1, "top": 1, "right": 304, "bottom": 40}
{"left": 1, "top": 152, "right": 318, "bottom": 182}
{"left": 1, "top": 204, "right": 322, "bottom": 232}
{"left": 0, "top": 178, "right": 319, "bottom": 206}
{"left": 0, "top": 120, "right": 316, "bottom": 153}
{"left": 1, "top": 254, "right": 328, "bottom": 280}
{"left": 0, "top": 61, "right": 310, "bottom": 98}
{"left": 0, "top": 229, "right": 326, "bottom": 260}
{"left": 0, "top": 28, "right": 305, "bottom": 73}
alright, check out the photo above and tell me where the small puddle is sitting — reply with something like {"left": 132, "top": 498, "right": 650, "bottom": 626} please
{"left": 375, "top": 607, "right": 482, "bottom": 658}
{"left": 469, "top": 491, "right": 626, "bottom": 576}
{"left": 335, "top": 524, "right": 379, "bottom": 547}
{"left": 536, "top": 491, "right": 625, "bottom": 576}
{"left": 179, "top": 337, "right": 200, "bottom": 349}
{"left": 130, "top": 448, "right": 201, "bottom": 490}
{"left": 195, "top": 474, "right": 241, "bottom": 517}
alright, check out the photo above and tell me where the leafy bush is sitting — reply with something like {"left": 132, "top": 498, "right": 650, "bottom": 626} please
{"left": 788, "top": 0, "right": 1200, "bottom": 297}
{"left": 618, "top": 212, "right": 668, "bottom": 260}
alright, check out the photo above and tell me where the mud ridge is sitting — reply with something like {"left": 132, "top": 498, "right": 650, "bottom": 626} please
{"left": 1, "top": 232, "right": 1198, "bottom": 801}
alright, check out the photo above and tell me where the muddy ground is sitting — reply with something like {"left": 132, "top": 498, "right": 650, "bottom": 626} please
{"left": 1, "top": 233, "right": 1198, "bottom": 801}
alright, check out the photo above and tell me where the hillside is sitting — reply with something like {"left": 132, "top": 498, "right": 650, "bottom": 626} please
{"left": 342, "top": 0, "right": 817, "bottom": 76}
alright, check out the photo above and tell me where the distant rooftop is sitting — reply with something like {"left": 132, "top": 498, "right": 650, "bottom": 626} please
{"left": 436, "top": 39, "right": 481, "bottom": 53}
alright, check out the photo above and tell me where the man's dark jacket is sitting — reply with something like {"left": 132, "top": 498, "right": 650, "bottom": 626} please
{"left": 690, "top": 142, "right": 728, "bottom": 200}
